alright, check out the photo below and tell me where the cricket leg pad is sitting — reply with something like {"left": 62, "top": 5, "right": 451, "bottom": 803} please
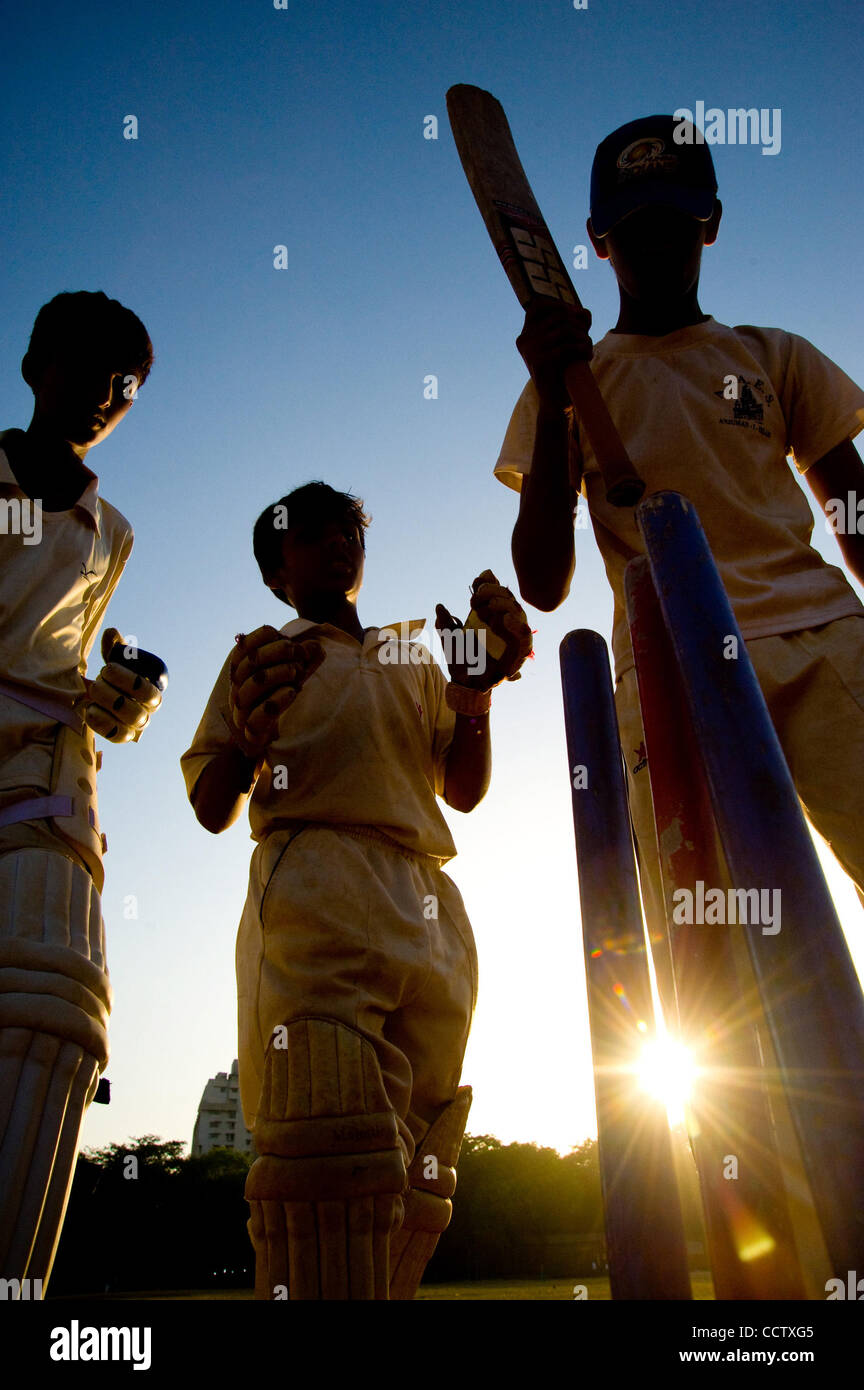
{"left": 0, "top": 1031, "right": 98, "bottom": 1285}
{"left": 244, "top": 1018, "right": 408, "bottom": 1300}
{"left": 389, "top": 1084, "right": 472, "bottom": 1300}
{"left": 0, "top": 849, "right": 110, "bottom": 1064}
{"left": 0, "top": 850, "right": 108, "bottom": 1286}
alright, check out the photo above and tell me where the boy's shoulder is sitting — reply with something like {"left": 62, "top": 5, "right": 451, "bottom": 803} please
{"left": 594, "top": 318, "right": 805, "bottom": 357}
{"left": 728, "top": 322, "right": 804, "bottom": 356}
{"left": 96, "top": 492, "right": 134, "bottom": 545}
{"left": 593, "top": 319, "right": 840, "bottom": 393}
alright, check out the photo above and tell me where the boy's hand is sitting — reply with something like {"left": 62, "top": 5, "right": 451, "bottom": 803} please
{"left": 516, "top": 300, "right": 593, "bottom": 411}
{"left": 436, "top": 571, "right": 533, "bottom": 691}
{"left": 83, "top": 628, "right": 164, "bottom": 743}
{"left": 229, "top": 626, "right": 325, "bottom": 760}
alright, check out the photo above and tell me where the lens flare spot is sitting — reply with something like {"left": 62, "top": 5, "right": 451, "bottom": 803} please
{"left": 727, "top": 1193, "right": 777, "bottom": 1264}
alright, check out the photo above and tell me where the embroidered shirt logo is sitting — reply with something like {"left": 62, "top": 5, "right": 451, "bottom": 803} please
{"left": 80, "top": 562, "right": 98, "bottom": 581}
{"left": 632, "top": 740, "right": 648, "bottom": 775}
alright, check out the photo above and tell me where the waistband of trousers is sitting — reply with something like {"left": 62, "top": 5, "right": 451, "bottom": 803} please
{"left": 269, "top": 820, "right": 446, "bottom": 868}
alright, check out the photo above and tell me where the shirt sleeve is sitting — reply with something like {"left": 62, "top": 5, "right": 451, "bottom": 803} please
{"left": 495, "top": 378, "right": 585, "bottom": 497}
{"left": 494, "top": 379, "right": 540, "bottom": 492}
{"left": 180, "top": 652, "right": 236, "bottom": 803}
{"left": 425, "top": 657, "right": 456, "bottom": 798}
{"left": 739, "top": 327, "right": 864, "bottom": 473}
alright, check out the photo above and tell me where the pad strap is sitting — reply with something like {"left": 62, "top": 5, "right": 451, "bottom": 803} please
{"left": 0, "top": 796, "right": 73, "bottom": 830}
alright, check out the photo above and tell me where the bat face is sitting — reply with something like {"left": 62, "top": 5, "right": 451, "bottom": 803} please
{"left": 446, "top": 84, "right": 581, "bottom": 310}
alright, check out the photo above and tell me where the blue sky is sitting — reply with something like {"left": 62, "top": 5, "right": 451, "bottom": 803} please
{"left": 2, "top": 0, "right": 862, "bottom": 1156}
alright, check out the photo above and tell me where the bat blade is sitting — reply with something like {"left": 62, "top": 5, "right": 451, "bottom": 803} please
{"left": 446, "top": 84, "right": 644, "bottom": 508}
{"left": 446, "top": 84, "right": 580, "bottom": 310}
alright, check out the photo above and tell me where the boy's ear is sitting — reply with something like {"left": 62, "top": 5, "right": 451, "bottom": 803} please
{"left": 586, "top": 217, "right": 609, "bottom": 259}
{"left": 704, "top": 198, "right": 722, "bottom": 247}
{"left": 264, "top": 565, "right": 293, "bottom": 608}
{"left": 20, "top": 353, "right": 35, "bottom": 390}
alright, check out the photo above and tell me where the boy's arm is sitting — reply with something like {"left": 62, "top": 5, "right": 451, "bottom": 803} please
{"left": 510, "top": 302, "right": 593, "bottom": 611}
{"left": 184, "top": 627, "right": 324, "bottom": 835}
{"left": 182, "top": 653, "right": 252, "bottom": 834}
{"left": 512, "top": 405, "right": 577, "bottom": 611}
{"left": 191, "top": 743, "right": 261, "bottom": 834}
{"left": 805, "top": 437, "right": 864, "bottom": 584}
{"left": 437, "top": 572, "right": 533, "bottom": 813}
{"left": 443, "top": 710, "right": 490, "bottom": 814}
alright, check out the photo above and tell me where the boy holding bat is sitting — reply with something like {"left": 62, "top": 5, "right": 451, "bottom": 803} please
{"left": 0, "top": 291, "right": 165, "bottom": 1291}
{"left": 496, "top": 115, "right": 864, "bottom": 914}
{"left": 181, "top": 480, "right": 531, "bottom": 1299}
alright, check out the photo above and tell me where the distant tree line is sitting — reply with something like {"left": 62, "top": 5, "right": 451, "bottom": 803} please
{"left": 48, "top": 1130, "right": 705, "bottom": 1294}
{"left": 51, "top": 1138, "right": 255, "bottom": 1295}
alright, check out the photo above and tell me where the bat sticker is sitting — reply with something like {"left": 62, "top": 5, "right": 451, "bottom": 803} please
{"left": 507, "top": 225, "right": 575, "bottom": 302}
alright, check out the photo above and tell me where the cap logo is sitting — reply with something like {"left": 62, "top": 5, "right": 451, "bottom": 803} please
{"left": 616, "top": 136, "right": 679, "bottom": 181}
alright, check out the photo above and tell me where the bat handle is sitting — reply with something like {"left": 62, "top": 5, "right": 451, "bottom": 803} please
{"left": 564, "top": 361, "right": 645, "bottom": 508}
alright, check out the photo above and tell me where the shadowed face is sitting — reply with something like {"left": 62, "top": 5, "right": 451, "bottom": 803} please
{"left": 27, "top": 349, "right": 138, "bottom": 448}
{"left": 589, "top": 202, "right": 721, "bottom": 305}
{"left": 274, "top": 516, "right": 366, "bottom": 609}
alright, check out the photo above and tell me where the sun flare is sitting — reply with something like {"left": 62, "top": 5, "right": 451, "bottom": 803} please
{"left": 636, "top": 1036, "right": 696, "bottom": 1123}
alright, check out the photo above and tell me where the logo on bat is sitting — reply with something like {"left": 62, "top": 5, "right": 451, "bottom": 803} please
{"left": 499, "top": 225, "right": 576, "bottom": 302}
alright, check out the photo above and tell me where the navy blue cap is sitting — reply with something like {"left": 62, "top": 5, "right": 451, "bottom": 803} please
{"left": 590, "top": 115, "right": 718, "bottom": 237}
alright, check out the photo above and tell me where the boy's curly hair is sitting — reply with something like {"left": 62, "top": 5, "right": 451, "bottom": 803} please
{"left": 253, "top": 481, "right": 371, "bottom": 606}
{"left": 23, "top": 290, "right": 154, "bottom": 387}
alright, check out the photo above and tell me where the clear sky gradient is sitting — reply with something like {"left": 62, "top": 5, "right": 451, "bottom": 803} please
{"left": 2, "top": 0, "right": 862, "bottom": 1155}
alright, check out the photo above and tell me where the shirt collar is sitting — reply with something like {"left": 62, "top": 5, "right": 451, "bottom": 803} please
{"left": 280, "top": 617, "right": 427, "bottom": 646}
{"left": 0, "top": 435, "right": 102, "bottom": 535}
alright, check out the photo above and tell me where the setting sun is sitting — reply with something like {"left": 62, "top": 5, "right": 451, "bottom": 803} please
{"left": 636, "top": 1035, "right": 697, "bottom": 1125}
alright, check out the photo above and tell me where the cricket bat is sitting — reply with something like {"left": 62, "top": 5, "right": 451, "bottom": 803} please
{"left": 446, "top": 84, "right": 644, "bottom": 508}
